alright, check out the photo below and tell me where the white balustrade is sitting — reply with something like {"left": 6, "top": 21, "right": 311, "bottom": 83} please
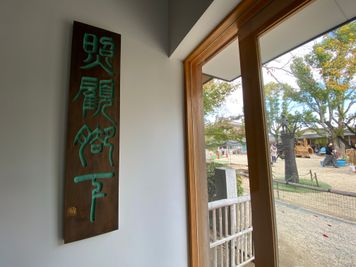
{"left": 208, "top": 196, "right": 254, "bottom": 267}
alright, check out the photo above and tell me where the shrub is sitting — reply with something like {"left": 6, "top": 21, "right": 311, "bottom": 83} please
{"left": 206, "top": 161, "right": 244, "bottom": 201}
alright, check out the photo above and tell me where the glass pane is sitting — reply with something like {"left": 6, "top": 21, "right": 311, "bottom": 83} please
{"left": 202, "top": 40, "right": 255, "bottom": 267}
{"left": 258, "top": 1, "right": 356, "bottom": 266}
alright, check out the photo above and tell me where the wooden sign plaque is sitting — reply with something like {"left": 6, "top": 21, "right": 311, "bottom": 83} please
{"left": 63, "top": 21, "right": 120, "bottom": 243}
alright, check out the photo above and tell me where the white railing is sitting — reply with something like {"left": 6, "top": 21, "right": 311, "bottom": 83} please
{"left": 208, "top": 195, "right": 254, "bottom": 267}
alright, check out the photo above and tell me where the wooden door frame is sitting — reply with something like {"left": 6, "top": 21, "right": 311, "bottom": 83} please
{"left": 184, "top": 0, "right": 313, "bottom": 266}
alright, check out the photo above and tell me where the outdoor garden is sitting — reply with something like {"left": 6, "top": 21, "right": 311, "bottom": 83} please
{"left": 205, "top": 20, "right": 356, "bottom": 267}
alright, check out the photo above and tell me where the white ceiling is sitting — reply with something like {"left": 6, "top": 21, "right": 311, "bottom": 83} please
{"left": 202, "top": 0, "right": 356, "bottom": 81}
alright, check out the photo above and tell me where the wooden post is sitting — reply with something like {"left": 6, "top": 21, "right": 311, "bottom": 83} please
{"left": 239, "top": 32, "right": 279, "bottom": 266}
{"left": 314, "top": 173, "right": 320, "bottom": 187}
{"left": 309, "top": 169, "right": 313, "bottom": 182}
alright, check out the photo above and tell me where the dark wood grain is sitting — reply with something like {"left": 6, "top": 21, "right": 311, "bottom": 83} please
{"left": 63, "top": 21, "right": 121, "bottom": 243}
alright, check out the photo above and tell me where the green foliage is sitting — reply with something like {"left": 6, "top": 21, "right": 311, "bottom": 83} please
{"left": 264, "top": 82, "right": 284, "bottom": 141}
{"left": 305, "top": 21, "right": 355, "bottom": 91}
{"left": 288, "top": 21, "right": 356, "bottom": 143}
{"left": 274, "top": 179, "right": 331, "bottom": 193}
{"left": 204, "top": 118, "right": 245, "bottom": 149}
{"left": 206, "top": 161, "right": 225, "bottom": 202}
{"left": 264, "top": 82, "right": 305, "bottom": 140}
{"left": 206, "top": 161, "right": 244, "bottom": 201}
{"left": 207, "top": 161, "right": 224, "bottom": 178}
{"left": 203, "top": 79, "right": 243, "bottom": 150}
{"left": 203, "top": 79, "right": 238, "bottom": 116}
{"left": 236, "top": 173, "right": 244, "bottom": 196}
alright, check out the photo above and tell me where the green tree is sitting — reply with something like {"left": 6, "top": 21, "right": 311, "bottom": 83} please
{"left": 203, "top": 79, "right": 238, "bottom": 116}
{"left": 204, "top": 117, "right": 245, "bottom": 149}
{"left": 265, "top": 82, "right": 283, "bottom": 143}
{"left": 288, "top": 21, "right": 356, "bottom": 154}
{"left": 264, "top": 82, "right": 297, "bottom": 143}
{"left": 264, "top": 82, "right": 299, "bottom": 182}
{"left": 206, "top": 161, "right": 244, "bottom": 201}
{"left": 203, "top": 79, "right": 242, "bottom": 149}
{"left": 264, "top": 82, "right": 312, "bottom": 183}
{"left": 203, "top": 80, "right": 244, "bottom": 199}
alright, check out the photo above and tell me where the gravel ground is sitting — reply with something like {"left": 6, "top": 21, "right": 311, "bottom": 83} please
{"left": 228, "top": 202, "right": 356, "bottom": 267}
{"left": 276, "top": 202, "right": 356, "bottom": 267}
{"left": 214, "top": 154, "right": 356, "bottom": 266}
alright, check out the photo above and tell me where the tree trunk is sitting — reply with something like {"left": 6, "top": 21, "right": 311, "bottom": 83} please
{"left": 273, "top": 134, "right": 279, "bottom": 144}
{"left": 281, "top": 132, "right": 299, "bottom": 183}
{"left": 333, "top": 136, "right": 345, "bottom": 158}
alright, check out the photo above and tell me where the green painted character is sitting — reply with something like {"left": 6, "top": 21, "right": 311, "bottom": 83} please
{"left": 73, "top": 76, "right": 115, "bottom": 125}
{"left": 73, "top": 124, "right": 116, "bottom": 167}
{"left": 74, "top": 172, "right": 114, "bottom": 223}
{"left": 81, "top": 33, "right": 115, "bottom": 76}
{"left": 95, "top": 79, "right": 115, "bottom": 125}
{"left": 73, "top": 76, "right": 98, "bottom": 117}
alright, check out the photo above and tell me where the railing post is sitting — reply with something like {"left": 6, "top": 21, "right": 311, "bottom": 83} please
{"left": 225, "top": 206, "right": 229, "bottom": 266}
{"left": 209, "top": 197, "right": 255, "bottom": 266}
{"left": 212, "top": 209, "right": 217, "bottom": 267}
{"left": 237, "top": 203, "right": 240, "bottom": 264}
{"left": 219, "top": 208, "right": 223, "bottom": 267}
{"left": 230, "top": 204, "right": 237, "bottom": 266}
{"left": 244, "top": 202, "right": 248, "bottom": 262}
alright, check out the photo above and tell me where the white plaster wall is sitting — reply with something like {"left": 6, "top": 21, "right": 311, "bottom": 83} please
{"left": 0, "top": 0, "right": 187, "bottom": 266}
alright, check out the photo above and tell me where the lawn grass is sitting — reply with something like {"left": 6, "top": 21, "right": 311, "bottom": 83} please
{"left": 213, "top": 159, "right": 229, "bottom": 165}
{"left": 273, "top": 178, "right": 331, "bottom": 193}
